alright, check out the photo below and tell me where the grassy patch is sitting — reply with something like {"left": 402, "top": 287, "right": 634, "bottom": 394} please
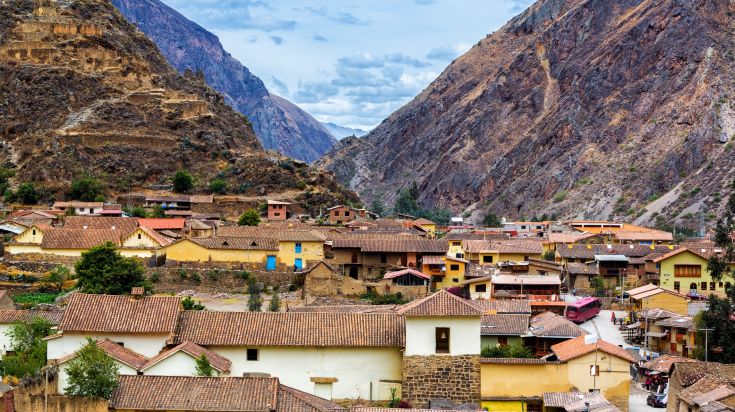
{"left": 552, "top": 191, "right": 568, "bottom": 203}
{"left": 12, "top": 292, "right": 60, "bottom": 305}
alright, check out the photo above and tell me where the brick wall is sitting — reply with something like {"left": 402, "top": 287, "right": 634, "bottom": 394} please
{"left": 402, "top": 355, "right": 480, "bottom": 407}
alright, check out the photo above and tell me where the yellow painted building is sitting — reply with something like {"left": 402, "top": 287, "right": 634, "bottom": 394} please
{"left": 481, "top": 337, "right": 634, "bottom": 412}
{"left": 655, "top": 248, "right": 735, "bottom": 298}
{"left": 433, "top": 256, "right": 468, "bottom": 289}
{"left": 632, "top": 289, "right": 690, "bottom": 315}
{"left": 162, "top": 237, "right": 278, "bottom": 265}
{"left": 277, "top": 239, "right": 325, "bottom": 269}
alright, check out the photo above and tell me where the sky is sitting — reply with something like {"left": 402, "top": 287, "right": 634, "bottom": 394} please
{"left": 160, "top": 0, "right": 535, "bottom": 130}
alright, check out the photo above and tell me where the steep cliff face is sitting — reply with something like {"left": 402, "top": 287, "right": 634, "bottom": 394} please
{"left": 110, "top": 0, "right": 336, "bottom": 163}
{"left": 0, "top": 0, "right": 356, "bottom": 211}
{"left": 318, "top": 0, "right": 735, "bottom": 227}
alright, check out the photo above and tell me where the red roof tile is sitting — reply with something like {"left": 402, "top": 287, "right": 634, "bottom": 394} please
{"left": 137, "top": 218, "right": 185, "bottom": 230}
{"left": 396, "top": 290, "right": 483, "bottom": 317}
{"left": 142, "top": 341, "right": 231, "bottom": 373}
{"left": 551, "top": 336, "right": 636, "bottom": 363}
{"left": 59, "top": 294, "right": 180, "bottom": 334}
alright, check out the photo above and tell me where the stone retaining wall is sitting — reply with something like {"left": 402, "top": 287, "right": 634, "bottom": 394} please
{"left": 402, "top": 355, "right": 480, "bottom": 407}
{"left": 147, "top": 267, "right": 304, "bottom": 294}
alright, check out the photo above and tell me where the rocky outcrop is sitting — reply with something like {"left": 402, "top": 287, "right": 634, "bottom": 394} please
{"left": 318, "top": 0, "right": 735, "bottom": 228}
{"left": 0, "top": 0, "right": 357, "bottom": 211}
{"left": 110, "top": 0, "right": 336, "bottom": 163}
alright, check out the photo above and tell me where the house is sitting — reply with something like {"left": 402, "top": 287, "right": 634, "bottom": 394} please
{"left": 137, "top": 218, "right": 186, "bottom": 235}
{"left": 217, "top": 226, "right": 326, "bottom": 270}
{"left": 480, "top": 313, "right": 529, "bottom": 349}
{"left": 326, "top": 205, "right": 357, "bottom": 224}
{"left": 0, "top": 309, "right": 63, "bottom": 355}
{"left": 108, "top": 375, "right": 346, "bottom": 412}
{"left": 162, "top": 237, "right": 279, "bottom": 267}
{"left": 654, "top": 247, "right": 735, "bottom": 298}
{"left": 464, "top": 276, "right": 493, "bottom": 300}
{"left": 144, "top": 194, "right": 191, "bottom": 210}
{"left": 480, "top": 336, "right": 636, "bottom": 411}
{"left": 433, "top": 256, "right": 469, "bottom": 289}
{"left": 667, "top": 362, "right": 735, "bottom": 412}
{"left": 463, "top": 239, "right": 544, "bottom": 265}
{"left": 381, "top": 268, "right": 431, "bottom": 297}
{"left": 630, "top": 285, "right": 691, "bottom": 315}
{"left": 636, "top": 307, "right": 683, "bottom": 351}
{"left": 52, "top": 201, "right": 104, "bottom": 215}
{"left": 556, "top": 244, "right": 674, "bottom": 265}
{"left": 413, "top": 218, "right": 436, "bottom": 238}
{"left": 187, "top": 219, "right": 215, "bottom": 238}
{"left": 472, "top": 299, "right": 532, "bottom": 315}
{"left": 497, "top": 259, "right": 562, "bottom": 276}
{"left": 565, "top": 262, "right": 600, "bottom": 290}
{"left": 594, "top": 255, "right": 630, "bottom": 285}
{"left": 267, "top": 200, "right": 293, "bottom": 221}
{"left": 501, "top": 221, "right": 547, "bottom": 237}
{"left": 542, "top": 392, "right": 622, "bottom": 412}
{"left": 526, "top": 312, "right": 587, "bottom": 357}
{"left": 490, "top": 274, "right": 562, "bottom": 299}
{"left": 653, "top": 316, "right": 696, "bottom": 357}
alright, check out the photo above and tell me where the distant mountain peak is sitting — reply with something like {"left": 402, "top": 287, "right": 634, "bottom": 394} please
{"left": 320, "top": 123, "right": 369, "bottom": 140}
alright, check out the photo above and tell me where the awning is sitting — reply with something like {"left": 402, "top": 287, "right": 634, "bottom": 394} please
{"left": 646, "top": 332, "right": 668, "bottom": 338}
{"left": 626, "top": 322, "right": 641, "bottom": 329}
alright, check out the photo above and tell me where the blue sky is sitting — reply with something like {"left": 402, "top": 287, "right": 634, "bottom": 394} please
{"left": 161, "top": 0, "right": 534, "bottom": 130}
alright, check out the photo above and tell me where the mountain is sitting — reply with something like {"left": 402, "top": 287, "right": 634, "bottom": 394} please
{"left": 0, "top": 0, "right": 356, "bottom": 212}
{"left": 110, "top": 0, "right": 337, "bottom": 163}
{"left": 317, "top": 0, "right": 735, "bottom": 228}
{"left": 321, "top": 123, "right": 369, "bottom": 140}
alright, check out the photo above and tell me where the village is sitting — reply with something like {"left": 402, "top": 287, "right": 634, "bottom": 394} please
{"left": 0, "top": 195, "right": 728, "bottom": 412}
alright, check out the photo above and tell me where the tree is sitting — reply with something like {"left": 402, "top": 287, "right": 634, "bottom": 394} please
{"left": 394, "top": 182, "right": 420, "bottom": 216}
{"left": 268, "top": 293, "right": 281, "bottom": 312}
{"left": 44, "top": 265, "right": 70, "bottom": 291}
{"left": 209, "top": 179, "right": 227, "bottom": 195}
{"left": 708, "top": 177, "right": 735, "bottom": 282}
{"left": 182, "top": 296, "right": 205, "bottom": 310}
{"left": 0, "top": 167, "right": 15, "bottom": 195}
{"left": 70, "top": 176, "right": 104, "bottom": 201}
{"left": 75, "top": 242, "right": 147, "bottom": 295}
{"left": 483, "top": 213, "right": 502, "bottom": 227}
{"left": 694, "top": 285, "right": 735, "bottom": 363}
{"left": 542, "top": 250, "right": 556, "bottom": 262}
{"left": 195, "top": 353, "right": 214, "bottom": 377}
{"left": 370, "top": 197, "right": 386, "bottom": 217}
{"left": 15, "top": 183, "right": 39, "bottom": 204}
{"left": 64, "top": 338, "right": 119, "bottom": 399}
{"left": 127, "top": 206, "right": 148, "bottom": 218}
{"left": 150, "top": 205, "right": 166, "bottom": 218}
{"left": 247, "top": 278, "right": 263, "bottom": 312}
{"left": 238, "top": 209, "right": 260, "bottom": 226}
{"left": 172, "top": 169, "right": 194, "bottom": 193}
{"left": 0, "top": 317, "right": 52, "bottom": 378}
{"left": 590, "top": 276, "right": 606, "bottom": 297}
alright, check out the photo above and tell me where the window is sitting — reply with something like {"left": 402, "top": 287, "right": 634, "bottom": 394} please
{"left": 450, "top": 264, "right": 460, "bottom": 271}
{"left": 452, "top": 241, "right": 461, "bottom": 247}
{"left": 452, "top": 278, "right": 459, "bottom": 283}
{"left": 482, "top": 255, "right": 493, "bottom": 263}
{"left": 720, "top": 282, "right": 725, "bottom": 288}
{"left": 674, "top": 281, "right": 680, "bottom": 292}
{"left": 32, "top": 229, "right": 36, "bottom": 235}
{"left": 710, "top": 282, "right": 716, "bottom": 291}
{"left": 380, "top": 253, "right": 387, "bottom": 264}
{"left": 690, "top": 283, "right": 697, "bottom": 292}
{"left": 475, "top": 284, "right": 487, "bottom": 293}
{"left": 435, "top": 327, "right": 450, "bottom": 354}
{"left": 701, "top": 282, "right": 707, "bottom": 291}
{"left": 274, "top": 212, "right": 281, "bottom": 217}
{"left": 295, "top": 242, "right": 302, "bottom": 253}
{"left": 498, "top": 336, "right": 508, "bottom": 347}
{"left": 674, "top": 265, "right": 701, "bottom": 277}
{"left": 137, "top": 233, "right": 142, "bottom": 240}
{"left": 246, "top": 349, "right": 258, "bottom": 361}
{"left": 345, "top": 211, "right": 350, "bottom": 217}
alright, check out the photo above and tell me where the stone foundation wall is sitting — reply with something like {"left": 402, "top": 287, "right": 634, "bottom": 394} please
{"left": 147, "top": 267, "right": 304, "bottom": 294}
{"left": 402, "top": 355, "right": 480, "bottom": 407}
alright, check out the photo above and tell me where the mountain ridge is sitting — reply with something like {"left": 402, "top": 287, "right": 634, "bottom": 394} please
{"left": 110, "top": 0, "right": 337, "bottom": 163}
{"left": 317, "top": 0, "right": 735, "bottom": 229}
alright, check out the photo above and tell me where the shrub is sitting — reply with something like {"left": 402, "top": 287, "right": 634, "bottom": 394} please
{"left": 238, "top": 209, "right": 260, "bottom": 226}
{"left": 209, "top": 179, "right": 227, "bottom": 195}
{"left": 64, "top": 338, "right": 119, "bottom": 399}
{"left": 236, "top": 270, "right": 251, "bottom": 281}
{"left": 70, "top": 176, "right": 104, "bottom": 201}
{"left": 0, "top": 317, "right": 53, "bottom": 379}
{"left": 181, "top": 296, "right": 205, "bottom": 311}
{"left": 195, "top": 354, "right": 214, "bottom": 377}
{"left": 552, "top": 191, "right": 568, "bottom": 203}
{"left": 207, "top": 270, "right": 220, "bottom": 282}
{"left": 172, "top": 169, "right": 194, "bottom": 193}
{"left": 542, "top": 250, "right": 556, "bottom": 261}
{"left": 75, "top": 242, "right": 147, "bottom": 295}
{"left": 361, "top": 291, "right": 407, "bottom": 305}
{"left": 149, "top": 271, "right": 160, "bottom": 283}
{"left": 446, "top": 286, "right": 469, "bottom": 300}
{"left": 268, "top": 294, "right": 281, "bottom": 312}
{"left": 482, "top": 213, "right": 501, "bottom": 227}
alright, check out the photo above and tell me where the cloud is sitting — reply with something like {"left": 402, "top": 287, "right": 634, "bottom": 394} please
{"left": 414, "top": 0, "right": 437, "bottom": 4}
{"left": 508, "top": 0, "right": 533, "bottom": 13}
{"left": 313, "top": 34, "right": 328, "bottom": 42}
{"left": 294, "top": 80, "right": 340, "bottom": 103}
{"left": 384, "top": 52, "right": 431, "bottom": 68}
{"left": 426, "top": 42, "right": 471, "bottom": 61}
{"left": 271, "top": 76, "right": 289, "bottom": 95}
{"left": 270, "top": 35, "right": 284, "bottom": 45}
{"left": 337, "top": 53, "right": 384, "bottom": 69}
{"left": 162, "top": 0, "right": 296, "bottom": 31}
{"left": 245, "top": 35, "right": 259, "bottom": 43}
{"left": 304, "top": 6, "right": 370, "bottom": 25}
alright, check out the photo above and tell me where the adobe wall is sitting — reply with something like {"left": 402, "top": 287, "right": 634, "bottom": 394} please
{"left": 12, "top": 392, "right": 107, "bottom": 412}
{"left": 402, "top": 355, "right": 480, "bottom": 407}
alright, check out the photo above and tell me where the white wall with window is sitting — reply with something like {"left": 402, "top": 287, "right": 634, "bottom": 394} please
{"left": 404, "top": 317, "right": 480, "bottom": 356}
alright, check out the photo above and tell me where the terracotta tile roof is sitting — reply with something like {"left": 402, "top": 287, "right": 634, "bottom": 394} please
{"left": 530, "top": 312, "right": 587, "bottom": 338}
{"left": 217, "top": 226, "right": 326, "bottom": 242}
{"left": 189, "top": 219, "right": 212, "bottom": 230}
{"left": 699, "top": 400, "right": 732, "bottom": 412}
{"left": 653, "top": 246, "right": 731, "bottom": 262}
{"left": 481, "top": 314, "right": 529, "bottom": 335}
{"left": 287, "top": 305, "right": 398, "bottom": 314}
{"left": 109, "top": 375, "right": 281, "bottom": 411}
{"left": 551, "top": 336, "right": 636, "bottom": 363}
{"left": 655, "top": 316, "right": 694, "bottom": 330}
{"left": 613, "top": 230, "right": 673, "bottom": 241}
{"left": 444, "top": 232, "right": 508, "bottom": 241}
{"left": 56, "top": 339, "right": 148, "bottom": 369}
{"left": 137, "top": 218, "right": 185, "bottom": 230}
{"left": 626, "top": 283, "right": 659, "bottom": 296}
{"left": 565, "top": 262, "right": 599, "bottom": 276}
{"left": 278, "top": 385, "right": 346, "bottom": 412}
{"left": 471, "top": 299, "right": 532, "bottom": 314}
{"left": 548, "top": 232, "right": 598, "bottom": 244}
{"left": 0, "top": 309, "right": 63, "bottom": 325}
{"left": 132, "top": 226, "right": 173, "bottom": 246}
{"left": 642, "top": 354, "right": 698, "bottom": 373}
{"left": 332, "top": 238, "right": 447, "bottom": 253}
{"left": 679, "top": 376, "right": 735, "bottom": 406}
{"left": 460, "top": 275, "right": 492, "bottom": 286}
{"left": 413, "top": 218, "right": 435, "bottom": 225}
{"left": 421, "top": 255, "right": 445, "bottom": 265}
{"left": 145, "top": 194, "right": 191, "bottom": 203}
{"left": 59, "top": 294, "right": 180, "bottom": 334}
{"left": 480, "top": 358, "right": 552, "bottom": 364}
{"left": 383, "top": 268, "right": 431, "bottom": 280}
{"left": 565, "top": 393, "right": 621, "bottom": 412}
{"left": 558, "top": 244, "right": 674, "bottom": 260}
{"left": 542, "top": 392, "right": 598, "bottom": 408}
{"left": 671, "top": 362, "right": 735, "bottom": 387}
{"left": 352, "top": 408, "right": 454, "bottom": 412}
{"left": 637, "top": 307, "right": 683, "bottom": 320}
{"left": 463, "top": 239, "right": 543, "bottom": 255}
{"left": 63, "top": 216, "right": 139, "bottom": 233}
{"left": 40, "top": 228, "right": 122, "bottom": 249}
{"left": 491, "top": 274, "right": 561, "bottom": 286}
{"left": 53, "top": 201, "right": 103, "bottom": 209}
{"left": 142, "top": 341, "right": 231, "bottom": 373}
{"left": 631, "top": 287, "right": 688, "bottom": 300}
{"left": 185, "top": 237, "right": 279, "bottom": 251}
{"left": 173, "top": 312, "right": 405, "bottom": 347}
{"left": 397, "top": 290, "right": 483, "bottom": 317}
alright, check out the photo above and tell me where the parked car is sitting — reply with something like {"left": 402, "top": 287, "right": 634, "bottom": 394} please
{"left": 647, "top": 393, "right": 666, "bottom": 408}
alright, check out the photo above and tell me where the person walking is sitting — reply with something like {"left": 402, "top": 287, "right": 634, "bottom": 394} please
{"left": 611, "top": 312, "right": 616, "bottom": 323}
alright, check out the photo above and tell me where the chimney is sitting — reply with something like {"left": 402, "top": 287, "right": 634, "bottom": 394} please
{"left": 131, "top": 287, "right": 144, "bottom": 299}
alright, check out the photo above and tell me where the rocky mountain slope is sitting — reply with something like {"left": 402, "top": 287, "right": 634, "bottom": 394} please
{"left": 318, "top": 0, "right": 735, "bottom": 228}
{"left": 0, "top": 0, "right": 356, "bottom": 211}
{"left": 110, "top": 0, "right": 336, "bottom": 163}
{"left": 321, "top": 123, "right": 369, "bottom": 140}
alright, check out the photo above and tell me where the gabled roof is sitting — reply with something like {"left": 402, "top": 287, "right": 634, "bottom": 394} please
{"left": 551, "top": 336, "right": 636, "bottom": 363}
{"left": 59, "top": 294, "right": 180, "bottom": 334}
{"left": 58, "top": 339, "right": 148, "bottom": 370}
{"left": 641, "top": 354, "right": 697, "bottom": 373}
{"left": 287, "top": 305, "right": 398, "bottom": 314}
{"left": 679, "top": 376, "right": 735, "bottom": 406}
{"left": 542, "top": 392, "right": 598, "bottom": 408}
{"left": 626, "top": 283, "right": 659, "bottom": 296}
{"left": 463, "top": 239, "right": 543, "bottom": 255}
{"left": 53, "top": 201, "right": 103, "bottom": 208}
{"left": 413, "top": 218, "right": 435, "bottom": 226}
{"left": 173, "top": 312, "right": 404, "bottom": 347}
{"left": 653, "top": 247, "right": 711, "bottom": 263}
{"left": 217, "top": 226, "right": 326, "bottom": 242}
{"left": 396, "top": 290, "right": 483, "bottom": 317}
{"left": 142, "top": 341, "right": 231, "bottom": 373}
{"left": 565, "top": 262, "right": 599, "bottom": 275}
{"left": 558, "top": 244, "right": 674, "bottom": 260}
{"left": 182, "top": 237, "right": 279, "bottom": 251}
{"left": 547, "top": 232, "right": 599, "bottom": 244}
{"left": 630, "top": 287, "right": 689, "bottom": 301}
{"left": 332, "top": 238, "right": 447, "bottom": 253}
{"left": 481, "top": 314, "right": 529, "bottom": 335}
{"left": 655, "top": 316, "right": 694, "bottom": 331}
{"left": 383, "top": 268, "right": 430, "bottom": 280}
{"left": 471, "top": 299, "right": 532, "bottom": 314}
{"left": 137, "top": 218, "right": 186, "bottom": 230}
{"left": 491, "top": 274, "right": 561, "bottom": 286}
{"left": 670, "top": 362, "right": 735, "bottom": 387}
{"left": 638, "top": 307, "right": 682, "bottom": 320}
{"left": 40, "top": 228, "right": 122, "bottom": 249}
{"left": 529, "top": 312, "right": 587, "bottom": 338}
{"left": 124, "top": 226, "right": 172, "bottom": 247}
{"left": 63, "top": 216, "right": 139, "bottom": 233}
{"left": 0, "top": 309, "right": 63, "bottom": 325}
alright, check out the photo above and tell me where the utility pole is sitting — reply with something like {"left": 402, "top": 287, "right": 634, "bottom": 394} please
{"left": 699, "top": 328, "right": 714, "bottom": 361}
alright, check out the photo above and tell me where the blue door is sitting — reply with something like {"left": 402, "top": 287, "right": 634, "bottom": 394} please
{"left": 295, "top": 258, "right": 303, "bottom": 271}
{"left": 295, "top": 242, "right": 302, "bottom": 254}
{"left": 266, "top": 255, "right": 276, "bottom": 271}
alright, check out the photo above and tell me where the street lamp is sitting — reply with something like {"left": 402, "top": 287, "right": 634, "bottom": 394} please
{"left": 699, "top": 328, "right": 714, "bottom": 361}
